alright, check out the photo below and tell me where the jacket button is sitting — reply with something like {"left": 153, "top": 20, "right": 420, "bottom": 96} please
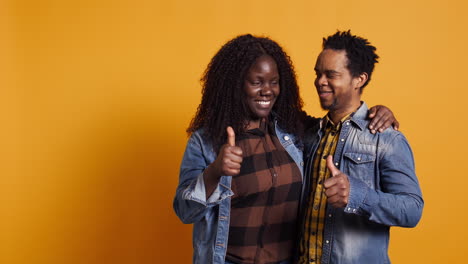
{"left": 284, "top": 135, "right": 290, "bottom": 141}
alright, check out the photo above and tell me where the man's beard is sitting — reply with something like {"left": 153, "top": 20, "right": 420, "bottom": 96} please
{"left": 320, "top": 98, "right": 337, "bottom": 111}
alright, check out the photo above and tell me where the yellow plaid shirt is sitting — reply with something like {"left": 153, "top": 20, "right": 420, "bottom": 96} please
{"left": 298, "top": 114, "right": 351, "bottom": 264}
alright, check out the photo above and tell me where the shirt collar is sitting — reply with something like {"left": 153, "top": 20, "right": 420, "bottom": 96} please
{"left": 320, "top": 101, "right": 369, "bottom": 131}
{"left": 323, "top": 112, "right": 354, "bottom": 130}
{"left": 246, "top": 117, "right": 270, "bottom": 136}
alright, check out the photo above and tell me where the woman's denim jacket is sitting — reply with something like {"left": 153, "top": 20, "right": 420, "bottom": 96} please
{"left": 300, "top": 102, "right": 424, "bottom": 264}
{"left": 173, "top": 120, "right": 305, "bottom": 264}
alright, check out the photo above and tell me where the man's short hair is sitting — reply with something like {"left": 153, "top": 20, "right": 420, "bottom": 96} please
{"left": 323, "top": 30, "right": 379, "bottom": 91}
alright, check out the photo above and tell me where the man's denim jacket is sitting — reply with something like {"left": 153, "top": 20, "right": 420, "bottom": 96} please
{"left": 173, "top": 120, "right": 305, "bottom": 264}
{"left": 301, "top": 102, "right": 424, "bottom": 264}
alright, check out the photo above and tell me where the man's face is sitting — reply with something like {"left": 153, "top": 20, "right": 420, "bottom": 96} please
{"left": 314, "top": 49, "right": 362, "bottom": 113}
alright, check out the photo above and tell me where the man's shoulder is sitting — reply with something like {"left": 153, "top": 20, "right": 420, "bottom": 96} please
{"left": 350, "top": 124, "right": 409, "bottom": 153}
{"left": 353, "top": 122, "right": 402, "bottom": 138}
{"left": 351, "top": 102, "right": 403, "bottom": 143}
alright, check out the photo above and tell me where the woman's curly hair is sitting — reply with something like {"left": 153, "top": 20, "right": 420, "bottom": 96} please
{"left": 187, "top": 34, "right": 305, "bottom": 152}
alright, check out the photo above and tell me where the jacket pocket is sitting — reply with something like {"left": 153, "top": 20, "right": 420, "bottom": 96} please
{"left": 343, "top": 152, "right": 375, "bottom": 164}
{"left": 343, "top": 152, "right": 376, "bottom": 188}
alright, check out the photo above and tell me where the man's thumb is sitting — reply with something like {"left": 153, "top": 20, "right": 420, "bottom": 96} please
{"left": 227, "top": 126, "right": 235, "bottom": 146}
{"left": 326, "top": 155, "right": 340, "bottom": 176}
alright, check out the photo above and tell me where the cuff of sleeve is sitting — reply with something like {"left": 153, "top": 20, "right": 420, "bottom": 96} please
{"left": 360, "top": 188, "right": 379, "bottom": 213}
{"left": 185, "top": 172, "right": 233, "bottom": 206}
{"left": 344, "top": 175, "right": 369, "bottom": 215}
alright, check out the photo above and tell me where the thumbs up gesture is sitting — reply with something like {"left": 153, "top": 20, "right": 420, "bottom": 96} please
{"left": 323, "top": 155, "right": 350, "bottom": 208}
{"left": 211, "top": 126, "right": 243, "bottom": 177}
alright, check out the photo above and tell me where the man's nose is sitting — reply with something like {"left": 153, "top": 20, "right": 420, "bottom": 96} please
{"left": 317, "top": 74, "right": 327, "bottom": 87}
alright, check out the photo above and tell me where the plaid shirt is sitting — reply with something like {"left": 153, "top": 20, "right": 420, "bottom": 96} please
{"left": 299, "top": 114, "right": 351, "bottom": 264}
{"left": 226, "top": 119, "right": 302, "bottom": 264}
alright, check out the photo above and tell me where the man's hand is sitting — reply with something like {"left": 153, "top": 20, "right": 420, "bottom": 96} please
{"left": 368, "top": 105, "right": 400, "bottom": 134}
{"left": 324, "top": 155, "right": 350, "bottom": 208}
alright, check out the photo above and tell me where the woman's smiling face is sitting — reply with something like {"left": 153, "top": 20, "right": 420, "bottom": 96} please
{"left": 243, "top": 55, "right": 280, "bottom": 127}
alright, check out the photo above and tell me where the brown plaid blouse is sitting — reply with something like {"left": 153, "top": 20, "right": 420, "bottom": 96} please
{"left": 226, "top": 119, "right": 302, "bottom": 264}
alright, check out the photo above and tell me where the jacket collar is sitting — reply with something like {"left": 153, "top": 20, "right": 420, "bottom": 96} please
{"left": 349, "top": 101, "right": 369, "bottom": 131}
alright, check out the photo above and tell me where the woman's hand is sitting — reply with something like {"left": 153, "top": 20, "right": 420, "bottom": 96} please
{"left": 368, "top": 105, "right": 400, "bottom": 134}
{"left": 203, "top": 127, "right": 243, "bottom": 197}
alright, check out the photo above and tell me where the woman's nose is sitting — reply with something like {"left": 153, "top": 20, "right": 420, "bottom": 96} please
{"left": 260, "top": 83, "right": 273, "bottom": 95}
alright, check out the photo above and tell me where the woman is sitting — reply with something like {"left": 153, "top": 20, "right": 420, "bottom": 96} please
{"left": 173, "top": 34, "right": 395, "bottom": 264}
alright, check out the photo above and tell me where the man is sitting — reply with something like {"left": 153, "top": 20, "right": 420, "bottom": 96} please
{"left": 298, "top": 31, "right": 423, "bottom": 264}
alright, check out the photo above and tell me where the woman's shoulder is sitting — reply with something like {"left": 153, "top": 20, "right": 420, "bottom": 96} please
{"left": 188, "top": 128, "right": 209, "bottom": 143}
{"left": 187, "top": 128, "right": 216, "bottom": 152}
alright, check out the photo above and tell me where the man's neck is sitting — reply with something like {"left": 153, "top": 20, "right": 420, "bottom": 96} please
{"left": 328, "top": 102, "right": 362, "bottom": 124}
{"left": 328, "top": 110, "right": 352, "bottom": 124}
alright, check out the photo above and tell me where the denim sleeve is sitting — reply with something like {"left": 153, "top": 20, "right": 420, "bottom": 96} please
{"left": 345, "top": 133, "right": 424, "bottom": 227}
{"left": 173, "top": 132, "right": 234, "bottom": 224}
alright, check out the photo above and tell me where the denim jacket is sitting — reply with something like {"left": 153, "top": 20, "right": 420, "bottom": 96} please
{"left": 173, "top": 119, "right": 305, "bottom": 264}
{"left": 301, "top": 102, "right": 424, "bottom": 264}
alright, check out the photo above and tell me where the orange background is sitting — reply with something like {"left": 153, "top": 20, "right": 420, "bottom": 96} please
{"left": 2, "top": 0, "right": 467, "bottom": 263}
